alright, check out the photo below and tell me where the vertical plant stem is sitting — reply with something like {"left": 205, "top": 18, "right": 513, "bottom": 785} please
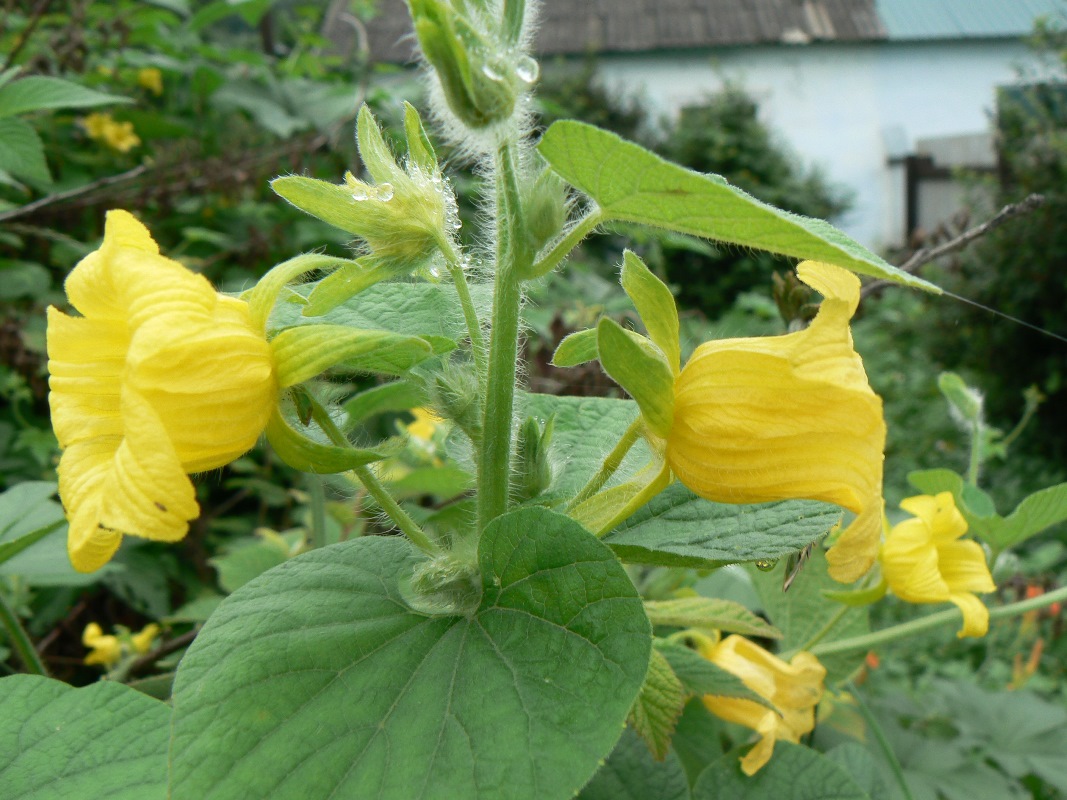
{"left": 305, "top": 473, "right": 328, "bottom": 550}
{"left": 477, "top": 140, "right": 529, "bottom": 532}
{"left": 966, "top": 420, "right": 983, "bottom": 485}
{"left": 847, "top": 682, "right": 916, "bottom": 800}
{"left": 0, "top": 590, "right": 47, "bottom": 676}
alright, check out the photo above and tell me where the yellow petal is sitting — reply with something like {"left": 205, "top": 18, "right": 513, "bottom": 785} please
{"left": 667, "top": 262, "right": 885, "bottom": 583}
{"left": 949, "top": 591, "right": 990, "bottom": 638}
{"left": 127, "top": 305, "right": 275, "bottom": 472}
{"left": 131, "top": 623, "right": 160, "bottom": 654}
{"left": 46, "top": 307, "right": 126, "bottom": 447}
{"left": 99, "top": 389, "right": 200, "bottom": 542}
{"left": 900, "top": 492, "right": 967, "bottom": 542}
{"left": 82, "top": 622, "right": 104, "bottom": 646}
{"left": 937, "top": 541, "right": 996, "bottom": 594}
{"left": 59, "top": 438, "right": 124, "bottom": 572}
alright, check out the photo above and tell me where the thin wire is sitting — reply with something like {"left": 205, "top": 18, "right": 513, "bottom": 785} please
{"left": 940, "top": 288, "right": 1067, "bottom": 346}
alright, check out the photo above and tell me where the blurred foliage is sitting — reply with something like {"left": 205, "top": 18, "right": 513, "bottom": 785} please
{"left": 920, "top": 20, "right": 1067, "bottom": 464}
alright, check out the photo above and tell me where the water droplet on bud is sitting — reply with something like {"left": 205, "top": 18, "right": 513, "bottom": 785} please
{"left": 376, "top": 182, "right": 394, "bottom": 201}
{"left": 754, "top": 559, "right": 778, "bottom": 572}
{"left": 351, "top": 187, "right": 369, "bottom": 202}
{"left": 481, "top": 62, "right": 504, "bottom": 82}
{"left": 515, "top": 56, "right": 539, "bottom": 84}
{"left": 428, "top": 266, "right": 441, "bottom": 278}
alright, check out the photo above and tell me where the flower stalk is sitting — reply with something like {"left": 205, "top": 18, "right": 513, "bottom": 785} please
{"left": 0, "top": 590, "right": 47, "bottom": 676}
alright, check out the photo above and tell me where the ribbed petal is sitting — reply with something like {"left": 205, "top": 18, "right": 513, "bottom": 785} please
{"left": 667, "top": 262, "right": 885, "bottom": 583}
{"left": 127, "top": 302, "right": 275, "bottom": 473}
{"left": 63, "top": 210, "right": 157, "bottom": 320}
{"left": 46, "top": 308, "right": 127, "bottom": 447}
{"left": 59, "top": 438, "right": 123, "bottom": 573}
{"left": 938, "top": 541, "right": 996, "bottom": 593}
{"left": 99, "top": 389, "right": 200, "bottom": 542}
{"left": 949, "top": 591, "right": 990, "bottom": 638}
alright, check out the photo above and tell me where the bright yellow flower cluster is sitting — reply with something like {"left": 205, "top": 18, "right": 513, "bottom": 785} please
{"left": 82, "top": 621, "right": 159, "bottom": 668}
{"left": 47, "top": 211, "right": 277, "bottom": 572}
{"left": 80, "top": 112, "right": 141, "bottom": 153}
{"left": 881, "top": 492, "right": 996, "bottom": 637}
{"left": 694, "top": 632, "right": 826, "bottom": 775}
{"left": 666, "top": 262, "right": 886, "bottom": 583}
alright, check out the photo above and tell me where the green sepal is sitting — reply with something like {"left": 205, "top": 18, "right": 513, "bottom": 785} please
{"left": 272, "top": 175, "right": 380, "bottom": 238}
{"left": 822, "top": 577, "right": 888, "bottom": 607}
{"left": 551, "top": 328, "right": 598, "bottom": 367}
{"left": 644, "top": 597, "right": 783, "bottom": 640}
{"left": 265, "top": 404, "right": 398, "bottom": 473}
{"left": 627, "top": 647, "right": 686, "bottom": 762}
{"left": 301, "top": 256, "right": 408, "bottom": 317}
{"left": 343, "top": 380, "right": 430, "bottom": 423}
{"left": 403, "top": 101, "right": 438, "bottom": 173}
{"left": 620, "top": 251, "right": 680, "bottom": 373}
{"left": 572, "top": 459, "right": 671, "bottom": 536}
{"left": 271, "top": 324, "right": 440, "bottom": 387}
{"left": 597, "top": 318, "right": 674, "bottom": 439}
{"left": 242, "top": 252, "right": 354, "bottom": 332}
{"left": 357, "top": 104, "right": 399, "bottom": 185}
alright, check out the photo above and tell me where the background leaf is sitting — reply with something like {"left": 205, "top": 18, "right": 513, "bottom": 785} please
{"left": 0, "top": 675, "right": 169, "bottom": 800}
{"left": 0, "top": 76, "right": 130, "bottom": 117}
{"left": 604, "top": 482, "right": 841, "bottom": 568}
{"left": 169, "top": 508, "right": 651, "bottom": 800}
{"left": 578, "top": 727, "right": 691, "bottom": 800}
{"left": 628, "top": 647, "right": 686, "bottom": 761}
{"left": 692, "top": 742, "right": 873, "bottom": 800}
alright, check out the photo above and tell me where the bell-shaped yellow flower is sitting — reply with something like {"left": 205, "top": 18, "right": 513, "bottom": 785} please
{"left": 880, "top": 492, "right": 996, "bottom": 638}
{"left": 82, "top": 622, "right": 122, "bottom": 668}
{"left": 695, "top": 633, "right": 825, "bottom": 776}
{"left": 47, "top": 210, "right": 277, "bottom": 573}
{"left": 666, "top": 261, "right": 886, "bottom": 583}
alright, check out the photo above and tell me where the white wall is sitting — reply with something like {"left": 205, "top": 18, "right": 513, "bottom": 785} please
{"left": 595, "top": 39, "right": 1036, "bottom": 251}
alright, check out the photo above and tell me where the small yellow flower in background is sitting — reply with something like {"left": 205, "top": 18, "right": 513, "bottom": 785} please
{"left": 136, "top": 67, "right": 163, "bottom": 96}
{"left": 666, "top": 261, "right": 886, "bottom": 584}
{"left": 130, "top": 622, "right": 160, "bottom": 654}
{"left": 694, "top": 632, "right": 826, "bottom": 776}
{"left": 82, "top": 622, "right": 160, "bottom": 668}
{"left": 79, "top": 112, "right": 141, "bottom": 153}
{"left": 880, "top": 492, "right": 996, "bottom": 638}
{"left": 47, "top": 210, "right": 277, "bottom": 572}
{"left": 82, "top": 622, "right": 122, "bottom": 668}
{"left": 406, "top": 407, "right": 442, "bottom": 444}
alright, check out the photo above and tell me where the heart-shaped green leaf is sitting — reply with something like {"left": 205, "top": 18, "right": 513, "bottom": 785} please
{"left": 169, "top": 507, "right": 651, "bottom": 800}
{"left": 692, "top": 742, "right": 872, "bottom": 800}
{"left": 0, "top": 675, "right": 169, "bottom": 799}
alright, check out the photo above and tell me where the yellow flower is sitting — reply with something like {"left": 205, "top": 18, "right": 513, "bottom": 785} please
{"left": 880, "top": 492, "right": 996, "bottom": 637}
{"left": 130, "top": 622, "right": 160, "bottom": 654}
{"left": 136, "top": 67, "right": 163, "bottom": 96}
{"left": 82, "top": 622, "right": 122, "bottom": 668}
{"left": 405, "top": 407, "right": 442, "bottom": 444}
{"left": 47, "top": 210, "right": 277, "bottom": 572}
{"left": 666, "top": 261, "right": 886, "bottom": 584}
{"left": 696, "top": 633, "right": 826, "bottom": 776}
{"left": 79, "top": 112, "right": 141, "bottom": 153}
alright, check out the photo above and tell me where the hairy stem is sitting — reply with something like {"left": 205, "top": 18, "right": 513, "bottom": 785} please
{"left": 528, "top": 207, "right": 603, "bottom": 279}
{"left": 567, "top": 416, "right": 643, "bottom": 510}
{"left": 305, "top": 392, "right": 437, "bottom": 555}
{"left": 477, "top": 140, "right": 529, "bottom": 532}
{"left": 437, "top": 235, "right": 487, "bottom": 378}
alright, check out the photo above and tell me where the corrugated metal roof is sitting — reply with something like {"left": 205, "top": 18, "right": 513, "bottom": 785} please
{"left": 348, "top": 0, "right": 886, "bottom": 63}
{"left": 875, "top": 0, "right": 1067, "bottom": 40}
